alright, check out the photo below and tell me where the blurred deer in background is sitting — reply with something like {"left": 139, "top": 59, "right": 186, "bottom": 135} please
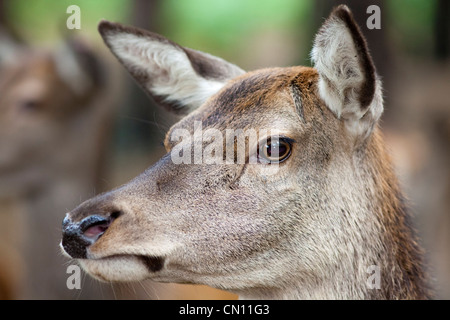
{"left": 0, "top": 27, "right": 119, "bottom": 299}
{"left": 61, "top": 6, "right": 432, "bottom": 299}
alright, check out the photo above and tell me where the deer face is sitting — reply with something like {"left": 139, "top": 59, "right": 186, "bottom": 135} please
{"left": 61, "top": 6, "right": 384, "bottom": 294}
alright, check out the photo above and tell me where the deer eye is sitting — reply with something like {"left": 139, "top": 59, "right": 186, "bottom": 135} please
{"left": 259, "top": 137, "right": 292, "bottom": 163}
{"left": 18, "top": 99, "right": 42, "bottom": 112}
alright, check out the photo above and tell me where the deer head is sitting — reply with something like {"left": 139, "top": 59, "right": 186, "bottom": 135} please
{"left": 61, "top": 6, "right": 430, "bottom": 299}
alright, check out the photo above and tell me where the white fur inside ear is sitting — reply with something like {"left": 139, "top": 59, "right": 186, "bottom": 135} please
{"left": 106, "top": 33, "right": 226, "bottom": 111}
{"left": 311, "top": 19, "right": 364, "bottom": 118}
{"left": 311, "top": 16, "right": 383, "bottom": 139}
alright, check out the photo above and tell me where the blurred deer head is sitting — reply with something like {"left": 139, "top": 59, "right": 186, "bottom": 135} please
{"left": 0, "top": 30, "right": 106, "bottom": 197}
{"left": 0, "top": 27, "right": 116, "bottom": 299}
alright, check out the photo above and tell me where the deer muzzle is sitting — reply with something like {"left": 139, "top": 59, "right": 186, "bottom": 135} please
{"left": 61, "top": 214, "right": 115, "bottom": 259}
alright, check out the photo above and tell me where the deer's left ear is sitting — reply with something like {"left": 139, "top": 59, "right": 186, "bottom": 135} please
{"left": 98, "top": 20, "right": 245, "bottom": 114}
{"left": 311, "top": 5, "right": 383, "bottom": 139}
{"left": 0, "top": 27, "right": 24, "bottom": 68}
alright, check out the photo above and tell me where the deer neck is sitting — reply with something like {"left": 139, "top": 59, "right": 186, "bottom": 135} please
{"left": 356, "top": 130, "right": 431, "bottom": 299}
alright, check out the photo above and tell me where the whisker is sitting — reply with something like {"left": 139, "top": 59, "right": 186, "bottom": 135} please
{"left": 138, "top": 280, "right": 156, "bottom": 300}
{"left": 110, "top": 281, "right": 117, "bottom": 300}
{"left": 119, "top": 114, "right": 170, "bottom": 130}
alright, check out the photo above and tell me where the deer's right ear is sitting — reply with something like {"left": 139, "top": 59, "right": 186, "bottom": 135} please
{"left": 311, "top": 5, "right": 383, "bottom": 140}
{"left": 98, "top": 20, "right": 244, "bottom": 114}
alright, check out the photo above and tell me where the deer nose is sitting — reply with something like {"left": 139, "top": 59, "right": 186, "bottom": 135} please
{"left": 61, "top": 214, "right": 116, "bottom": 259}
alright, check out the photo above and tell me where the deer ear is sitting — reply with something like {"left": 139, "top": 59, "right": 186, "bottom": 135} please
{"left": 54, "top": 36, "right": 105, "bottom": 97}
{"left": 98, "top": 20, "right": 245, "bottom": 114}
{"left": 0, "top": 27, "right": 24, "bottom": 68}
{"left": 311, "top": 5, "right": 383, "bottom": 139}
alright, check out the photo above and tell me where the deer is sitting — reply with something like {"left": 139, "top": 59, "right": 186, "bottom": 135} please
{"left": 60, "top": 5, "right": 432, "bottom": 299}
{"left": 0, "top": 29, "right": 119, "bottom": 299}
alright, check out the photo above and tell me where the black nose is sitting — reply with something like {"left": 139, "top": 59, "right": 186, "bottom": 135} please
{"left": 61, "top": 214, "right": 115, "bottom": 259}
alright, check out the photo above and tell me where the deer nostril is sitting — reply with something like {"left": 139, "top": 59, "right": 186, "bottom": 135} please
{"left": 83, "top": 220, "right": 111, "bottom": 239}
{"left": 79, "top": 213, "right": 119, "bottom": 241}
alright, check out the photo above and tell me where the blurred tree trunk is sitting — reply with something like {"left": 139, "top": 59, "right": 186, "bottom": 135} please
{"left": 435, "top": 0, "right": 450, "bottom": 61}
{"left": 313, "top": 0, "right": 394, "bottom": 122}
{"left": 120, "top": 0, "right": 166, "bottom": 153}
{"left": 0, "top": 0, "right": 4, "bottom": 26}
{"left": 132, "top": 0, "right": 161, "bottom": 30}
{"left": 0, "top": 0, "right": 11, "bottom": 30}
{"left": 0, "top": 0, "right": 14, "bottom": 31}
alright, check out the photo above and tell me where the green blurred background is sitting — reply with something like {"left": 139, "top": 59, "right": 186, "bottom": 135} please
{"left": 1, "top": 0, "right": 444, "bottom": 58}
{"left": 3, "top": 0, "right": 447, "bottom": 144}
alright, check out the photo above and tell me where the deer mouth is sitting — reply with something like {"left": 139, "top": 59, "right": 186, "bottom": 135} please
{"left": 77, "top": 254, "right": 166, "bottom": 282}
{"left": 137, "top": 255, "right": 165, "bottom": 272}
{"left": 91, "top": 254, "right": 165, "bottom": 271}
